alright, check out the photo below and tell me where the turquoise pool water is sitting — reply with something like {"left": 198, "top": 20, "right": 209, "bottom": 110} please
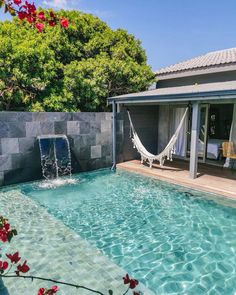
{"left": 8, "top": 169, "right": 236, "bottom": 294}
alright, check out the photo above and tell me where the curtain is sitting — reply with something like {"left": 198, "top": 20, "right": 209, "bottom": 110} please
{"left": 170, "top": 107, "right": 188, "bottom": 157}
{"left": 224, "top": 103, "right": 236, "bottom": 168}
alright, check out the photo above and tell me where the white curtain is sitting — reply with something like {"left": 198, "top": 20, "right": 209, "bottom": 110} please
{"left": 170, "top": 107, "right": 188, "bottom": 157}
{"left": 224, "top": 103, "right": 236, "bottom": 168}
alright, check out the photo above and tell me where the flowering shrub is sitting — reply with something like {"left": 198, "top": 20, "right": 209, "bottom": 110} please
{"left": 0, "top": 216, "right": 17, "bottom": 243}
{"left": 0, "top": 216, "right": 141, "bottom": 294}
{"left": 38, "top": 286, "right": 59, "bottom": 295}
{"left": 0, "top": 0, "right": 69, "bottom": 32}
{"left": 123, "top": 274, "right": 139, "bottom": 290}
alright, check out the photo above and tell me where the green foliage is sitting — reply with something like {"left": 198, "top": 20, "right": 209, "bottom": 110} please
{"left": 0, "top": 10, "right": 155, "bottom": 111}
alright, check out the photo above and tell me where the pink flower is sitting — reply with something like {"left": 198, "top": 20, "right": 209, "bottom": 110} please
{"left": 60, "top": 18, "right": 69, "bottom": 28}
{"left": 35, "top": 22, "right": 44, "bottom": 33}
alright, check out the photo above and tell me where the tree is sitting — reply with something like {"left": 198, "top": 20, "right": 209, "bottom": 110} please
{"left": 0, "top": 10, "right": 155, "bottom": 111}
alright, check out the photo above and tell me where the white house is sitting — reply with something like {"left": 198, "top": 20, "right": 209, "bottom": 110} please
{"left": 109, "top": 48, "right": 236, "bottom": 179}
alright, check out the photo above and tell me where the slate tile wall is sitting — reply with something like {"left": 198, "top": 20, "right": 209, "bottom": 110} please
{"left": 117, "top": 105, "right": 159, "bottom": 162}
{"left": 0, "top": 112, "right": 114, "bottom": 186}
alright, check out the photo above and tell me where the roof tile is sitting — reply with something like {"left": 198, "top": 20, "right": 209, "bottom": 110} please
{"left": 156, "top": 47, "right": 236, "bottom": 76}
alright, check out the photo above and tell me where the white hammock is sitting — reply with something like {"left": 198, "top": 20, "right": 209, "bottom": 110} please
{"left": 127, "top": 108, "right": 188, "bottom": 168}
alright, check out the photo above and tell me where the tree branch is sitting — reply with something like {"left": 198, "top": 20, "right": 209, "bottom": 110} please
{"left": 0, "top": 274, "right": 105, "bottom": 295}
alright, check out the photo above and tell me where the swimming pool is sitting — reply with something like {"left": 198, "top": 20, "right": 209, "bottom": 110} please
{"left": 4, "top": 169, "right": 236, "bottom": 294}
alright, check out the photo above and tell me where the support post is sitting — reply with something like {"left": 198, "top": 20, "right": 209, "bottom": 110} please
{"left": 189, "top": 102, "right": 200, "bottom": 179}
{"left": 111, "top": 101, "right": 117, "bottom": 170}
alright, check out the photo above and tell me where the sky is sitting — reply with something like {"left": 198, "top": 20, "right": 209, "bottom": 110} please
{"left": 1, "top": 0, "right": 236, "bottom": 71}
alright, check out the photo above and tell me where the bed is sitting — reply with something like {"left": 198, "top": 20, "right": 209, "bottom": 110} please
{"left": 198, "top": 138, "right": 224, "bottom": 160}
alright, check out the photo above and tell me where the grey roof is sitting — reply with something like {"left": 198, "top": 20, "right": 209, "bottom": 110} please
{"left": 156, "top": 47, "right": 236, "bottom": 77}
{"left": 108, "top": 80, "right": 236, "bottom": 104}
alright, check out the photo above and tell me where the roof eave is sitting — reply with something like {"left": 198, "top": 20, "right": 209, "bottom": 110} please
{"left": 108, "top": 89, "right": 236, "bottom": 104}
{"left": 155, "top": 64, "right": 236, "bottom": 81}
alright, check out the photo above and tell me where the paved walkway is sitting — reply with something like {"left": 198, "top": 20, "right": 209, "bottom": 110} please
{"left": 117, "top": 160, "right": 236, "bottom": 199}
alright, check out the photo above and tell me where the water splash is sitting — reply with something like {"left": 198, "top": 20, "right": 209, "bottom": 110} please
{"left": 38, "top": 178, "right": 78, "bottom": 189}
{"left": 38, "top": 135, "right": 72, "bottom": 180}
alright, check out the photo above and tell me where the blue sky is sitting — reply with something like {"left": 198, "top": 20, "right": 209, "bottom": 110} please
{"left": 1, "top": 0, "right": 236, "bottom": 70}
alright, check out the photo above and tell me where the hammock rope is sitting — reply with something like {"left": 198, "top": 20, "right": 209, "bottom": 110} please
{"left": 127, "top": 107, "right": 188, "bottom": 168}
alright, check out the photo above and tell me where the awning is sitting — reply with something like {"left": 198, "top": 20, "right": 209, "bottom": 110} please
{"left": 108, "top": 80, "right": 236, "bottom": 104}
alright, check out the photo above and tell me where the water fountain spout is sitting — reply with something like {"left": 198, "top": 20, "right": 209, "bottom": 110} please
{"left": 37, "top": 135, "right": 72, "bottom": 180}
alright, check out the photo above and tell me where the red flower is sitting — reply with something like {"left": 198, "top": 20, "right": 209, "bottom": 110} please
{"left": 35, "top": 22, "right": 44, "bottom": 32}
{"left": 133, "top": 292, "right": 140, "bottom": 295}
{"left": 25, "top": 2, "right": 36, "bottom": 14}
{"left": 129, "top": 279, "right": 139, "bottom": 289}
{"left": 50, "top": 11, "right": 56, "bottom": 19}
{"left": 4, "top": 223, "right": 10, "bottom": 231}
{"left": 27, "top": 15, "right": 36, "bottom": 23}
{"left": 123, "top": 273, "right": 131, "bottom": 284}
{"left": 123, "top": 274, "right": 139, "bottom": 290}
{"left": 13, "top": 0, "right": 22, "bottom": 5}
{"left": 38, "top": 288, "right": 45, "bottom": 295}
{"left": 38, "top": 286, "right": 59, "bottom": 295}
{"left": 18, "top": 11, "right": 27, "bottom": 20}
{"left": 38, "top": 11, "right": 45, "bottom": 21}
{"left": 6, "top": 252, "right": 21, "bottom": 264}
{"left": 0, "top": 230, "right": 7, "bottom": 243}
{"left": 0, "top": 260, "right": 9, "bottom": 271}
{"left": 16, "top": 260, "right": 30, "bottom": 275}
{"left": 0, "top": 221, "right": 10, "bottom": 243}
{"left": 60, "top": 18, "right": 69, "bottom": 28}
{"left": 51, "top": 286, "right": 59, "bottom": 293}
{"left": 48, "top": 20, "right": 56, "bottom": 27}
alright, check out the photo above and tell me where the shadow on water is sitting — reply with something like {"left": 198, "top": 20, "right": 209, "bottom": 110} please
{"left": 0, "top": 278, "right": 10, "bottom": 295}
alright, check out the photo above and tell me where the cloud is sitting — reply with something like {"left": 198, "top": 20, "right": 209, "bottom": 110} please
{"left": 81, "top": 9, "right": 112, "bottom": 19}
{"left": 41, "top": 0, "right": 112, "bottom": 19}
{"left": 42, "top": 0, "right": 71, "bottom": 9}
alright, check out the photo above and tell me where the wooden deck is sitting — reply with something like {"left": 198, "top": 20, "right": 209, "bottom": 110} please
{"left": 117, "top": 159, "right": 236, "bottom": 199}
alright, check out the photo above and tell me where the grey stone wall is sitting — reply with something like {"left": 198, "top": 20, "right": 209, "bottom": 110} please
{"left": 0, "top": 112, "right": 113, "bottom": 186}
{"left": 117, "top": 106, "right": 159, "bottom": 162}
